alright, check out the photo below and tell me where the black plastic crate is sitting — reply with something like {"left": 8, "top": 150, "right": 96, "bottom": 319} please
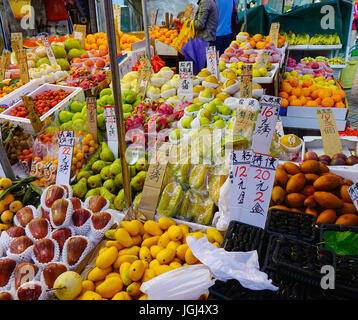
{"left": 262, "top": 234, "right": 281, "bottom": 271}
{"left": 221, "top": 220, "right": 267, "bottom": 266}
{"left": 265, "top": 209, "right": 317, "bottom": 242}
{"left": 272, "top": 236, "right": 336, "bottom": 287}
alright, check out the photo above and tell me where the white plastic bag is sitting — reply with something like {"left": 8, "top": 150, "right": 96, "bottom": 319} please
{"left": 140, "top": 264, "right": 215, "bottom": 300}
{"left": 186, "top": 236, "right": 278, "bottom": 291}
{"left": 212, "top": 177, "right": 230, "bottom": 232}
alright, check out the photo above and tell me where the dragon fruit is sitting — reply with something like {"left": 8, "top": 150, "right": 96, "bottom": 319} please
{"left": 157, "top": 103, "right": 174, "bottom": 116}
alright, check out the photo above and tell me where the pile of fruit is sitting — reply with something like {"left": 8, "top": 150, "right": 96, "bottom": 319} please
{"left": 303, "top": 151, "right": 358, "bottom": 167}
{"left": 28, "top": 64, "right": 68, "bottom": 85}
{"left": 70, "top": 217, "right": 223, "bottom": 300}
{"left": 0, "top": 79, "right": 24, "bottom": 99}
{"left": 59, "top": 67, "right": 108, "bottom": 90}
{"left": 149, "top": 27, "right": 179, "bottom": 47}
{"left": 270, "top": 161, "right": 358, "bottom": 226}
{"left": 118, "top": 32, "right": 142, "bottom": 51}
{"left": 285, "top": 58, "right": 334, "bottom": 79}
{"left": 282, "top": 32, "right": 341, "bottom": 46}
{"left": 279, "top": 76, "right": 346, "bottom": 108}
{"left": 301, "top": 56, "right": 345, "bottom": 66}
{"left": 236, "top": 32, "right": 286, "bottom": 49}
{"left": 85, "top": 33, "right": 108, "bottom": 52}
{"left": 227, "top": 60, "right": 274, "bottom": 78}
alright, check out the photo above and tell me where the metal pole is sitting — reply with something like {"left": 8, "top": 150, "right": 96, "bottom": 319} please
{"left": 244, "top": 0, "right": 247, "bottom": 32}
{"left": 103, "top": 0, "right": 132, "bottom": 211}
{"left": 141, "top": 0, "right": 151, "bottom": 60}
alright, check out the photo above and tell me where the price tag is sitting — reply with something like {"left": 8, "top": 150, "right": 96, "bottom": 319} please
{"left": 42, "top": 37, "right": 58, "bottom": 66}
{"left": 239, "top": 64, "right": 253, "bottom": 98}
{"left": 251, "top": 95, "right": 281, "bottom": 154}
{"left": 230, "top": 149, "right": 254, "bottom": 222}
{"left": 348, "top": 183, "right": 358, "bottom": 211}
{"left": 56, "top": 130, "right": 75, "bottom": 185}
{"left": 138, "top": 54, "right": 152, "bottom": 72}
{"left": 3, "top": 51, "right": 11, "bottom": 69}
{"left": 136, "top": 65, "right": 151, "bottom": 100}
{"left": 316, "top": 109, "right": 343, "bottom": 157}
{"left": 184, "top": 4, "right": 194, "bottom": 19}
{"left": 240, "top": 153, "right": 279, "bottom": 229}
{"left": 73, "top": 24, "right": 87, "bottom": 49}
{"left": 178, "top": 61, "right": 193, "bottom": 102}
{"left": 11, "top": 33, "right": 23, "bottom": 61}
{"left": 206, "top": 46, "right": 219, "bottom": 79}
{"left": 275, "top": 116, "right": 285, "bottom": 139}
{"left": 233, "top": 109, "right": 257, "bottom": 137}
{"left": 113, "top": 4, "right": 121, "bottom": 31}
{"left": 21, "top": 96, "right": 43, "bottom": 133}
{"left": 18, "top": 49, "right": 30, "bottom": 84}
{"left": 86, "top": 97, "right": 98, "bottom": 143}
{"left": 104, "top": 106, "right": 119, "bottom": 159}
{"left": 138, "top": 142, "right": 172, "bottom": 220}
{"left": 256, "top": 51, "right": 271, "bottom": 70}
{"left": 119, "top": 56, "right": 132, "bottom": 79}
{"left": 0, "top": 55, "right": 6, "bottom": 82}
{"left": 269, "top": 22, "right": 280, "bottom": 48}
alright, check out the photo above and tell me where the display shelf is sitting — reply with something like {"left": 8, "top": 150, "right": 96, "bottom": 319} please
{"left": 288, "top": 44, "right": 342, "bottom": 50}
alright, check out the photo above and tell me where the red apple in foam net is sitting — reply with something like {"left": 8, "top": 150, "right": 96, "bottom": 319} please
{"left": 28, "top": 218, "right": 49, "bottom": 240}
{"left": 33, "top": 239, "right": 56, "bottom": 264}
{"left": 51, "top": 228, "right": 72, "bottom": 251}
{"left": 0, "top": 258, "right": 16, "bottom": 287}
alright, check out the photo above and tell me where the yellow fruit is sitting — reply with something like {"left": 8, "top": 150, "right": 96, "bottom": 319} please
{"left": 213, "top": 242, "right": 220, "bottom": 248}
{"left": 157, "top": 217, "right": 176, "bottom": 230}
{"left": 167, "top": 225, "right": 183, "bottom": 241}
{"left": 169, "top": 261, "right": 182, "bottom": 269}
{"left": 0, "top": 223, "right": 10, "bottom": 232}
{"left": 118, "top": 246, "right": 140, "bottom": 256}
{"left": 121, "top": 220, "right": 140, "bottom": 236}
{"left": 158, "top": 232, "right": 170, "bottom": 248}
{"left": 178, "top": 223, "right": 189, "bottom": 235}
{"left": 114, "top": 228, "right": 133, "bottom": 247}
{"left": 81, "top": 280, "right": 95, "bottom": 294}
{"left": 98, "top": 247, "right": 108, "bottom": 256}
{"left": 142, "top": 260, "right": 149, "bottom": 270}
{"left": 96, "top": 246, "right": 118, "bottom": 269}
{"left": 132, "top": 220, "right": 145, "bottom": 235}
{"left": 142, "top": 233, "right": 151, "bottom": 241}
{"left": 149, "top": 259, "right": 160, "bottom": 270}
{"left": 78, "top": 290, "right": 102, "bottom": 300}
{"left": 126, "top": 282, "right": 141, "bottom": 296}
{"left": 0, "top": 178, "right": 12, "bottom": 189}
{"left": 142, "top": 268, "right": 156, "bottom": 282}
{"left": 131, "top": 235, "right": 142, "bottom": 246}
{"left": 167, "top": 241, "right": 181, "bottom": 251}
{"left": 87, "top": 266, "right": 112, "bottom": 282}
{"left": 96, "top": 276, "right": 123, "bottom": 299}
{"left": 185, "top": 248, "right": 199, "bottom": 265}
{"left": 141, "top": 236, "right": 160, "bottom": 248}
{"left": 143, "top": 220, "right": 163, "bottom": 236}
{"left": 119, "top": 262, "right": 132, "bottom": 286}
{"left": 105, "top": 272, "right": 122, "bottom": 280}
{"left": 187, "top": 232, "right": 205, "bottom": 240}
{"left": 129, "top": 260, "right": 145, "bottom": 281}
{"left": 206, "top": 228, "right": 224, "bottom": 244}
{"left": 105, "top": 240, "right": 124, "bottom": 251}
{"left": 176, "top": 244, "right": 189, "bottom": 261}
{"left": 112, "top": 291, "right": 132, "bottom": 300}
{"left": 157, "top": 248, "right": 176, "bottom": 265}
{"left": 105, "top": 229, "right": 116, "bottom": 240}
{"left": 113, "top": 255, "right": 138, "bottom": 269}
{"left": 139, "top": 246, "right": 152, "bottom": 262}
{"left": 9, "top": 201, "right": 23, "bottom": 213}
{"left": 0, "top": 210, "right": 13, "bottom": 224}
{"left": 138, "top": 294, "right": 148, "bottom": 300}
{"left": 153, "top": 264, "right": 173, "bottom": 276}
{"left": 2, "top": 193, "right": 14, "bottom": 206}
{"left": 150, "top": 245, "right": 164, "bottom": 258}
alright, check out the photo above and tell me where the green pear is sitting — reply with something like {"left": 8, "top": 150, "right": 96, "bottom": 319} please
{"left": 59, "top": 110, "right": 74, "bottom": 124}
{"left": 100, "top": 142, "right": 115, "bottom": 162}
{"left": 72, "top": 113, "right": 84, "bottom": 122}
{"left": 136, "top": 171, "right": 147, "bottom": 181}
{"left": 91, "top": 160, "right": 112, "bottom": 173}
{"left": 133, "top": 192, "right": 142, "bottom": 209}
{"left": 100, "top": 187, "right": 116, "bottom": 204}
{"left": 60, "top": 121, "right": 73, "bottom": 131}
{"left": 130, "top": 175, "right": 145, "bottom": 191}
{"left": 85, "top": 188, "right": 101, "bottom": 199}
{"left": 100, "top": 166, "right": 112, "bottom": 180}
{"left": 70, "top": 101, "right": 83, "bottom": 113}
{"left": 135, "top": 158, "right": 148, "bottom": 171}
{"left": 114, "top": 189, "right": 125, "bottom": 211}
{"left": 72, "top": 178, "right": 88, "bottom": 199}
{"left": 114, "top": 173, "right": 124, "bottom": 188}
{"left": 76, "top": 170, "right": 93, "bottom": 181}
{"left": 109, "top": 163, "right": 122, "bottom": 179}
{"left": 103, "top": 179, "right": 117, "bottom": 194}
{"left": 97, "top": 113, "right": 106, "bottom": 131}
{"left": 87, "top": 174, "right": 102, "bottom": 189}
{"left": 129, "top": 165, "right": 137, "bottom": 177}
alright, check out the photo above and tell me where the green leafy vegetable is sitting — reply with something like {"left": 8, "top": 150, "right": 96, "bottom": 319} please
{"left": 324, "top": 230, "right": 358, "bottom": 256}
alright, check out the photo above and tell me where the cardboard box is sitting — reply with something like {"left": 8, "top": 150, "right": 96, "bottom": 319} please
{"left": 154, "top": 39, "right": 177, "bottom": 56}
{"left": 287, "top": 103, "right": 348, "bottom": 121}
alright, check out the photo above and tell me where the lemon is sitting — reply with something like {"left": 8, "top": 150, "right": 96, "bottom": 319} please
{"left": 252, "top": 70, "right": 261, "bottom": 77}
{"left": 258, "top": 68, "right": 268, "bottom": 77}
{"left": 280, "top": 134, "right": 301, "bottom": 148}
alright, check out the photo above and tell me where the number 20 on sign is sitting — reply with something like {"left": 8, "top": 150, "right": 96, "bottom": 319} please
{"left": 56, "top": 131, "right": 75, "bottom": 185}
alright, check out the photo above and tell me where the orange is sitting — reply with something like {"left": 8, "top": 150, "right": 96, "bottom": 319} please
{"left": 311, "top": 89, "right": 320, "bottom": 99}
{"left": 256, "top": 41, "right": 266, "bottom": 49}
{"left": 291, "top": 98, "right": 302, "bottom": 106}
{"left": 249, "top": 40, "right": 256, "bottom": 48}
{"left": 90, "top": 43, "right": 98, "bottom": 50}
{"left": 281, "top": 98, "right": 289, "bottom": 108}
{"left": 289, "top": 78, "right": 299, "bottom": 87}
{"left": 331, "top": 94, "right": 342, "bottom": 103}
{"left": 306, "top": 100, "right": 318, "bottom": 107}
{"left": 253, "top": 34, "right": 263, "bottom": 42}
{"left": 321, "top": 97, "right": 334, "bottom": 108}
{"left": 302, "top": 79, "right": 313, "bottom": 87}
{"left": 279, "top": 91, "right": 289, "bottom": 99}
{"left": 84, "top": 59, "right": 94, "bottom": 67}
{"left": 291, "top": 87, "right": 302, "bottom": 97}
{"left": 318, "top": 88, "right": 332, "bottom": 99}
{"left": 315, "top": 98, "right": 322, "bottom": 106}
{"left": 302, "top": 87, "right": 311, "bottom": 97}
{"left": 288, "top": 95, "right": 298, "bottom": 104}
{"left": 299, "top": 96, "right": 307, "bottom": 105}
{"left": 336, "top": 90, "right": 346, "bottom": 99}
{"left": 282, "top": 82, "right": 293, "bottom": 94}
{"left": 335, "top": 101, "right": 346, "bottom": 108}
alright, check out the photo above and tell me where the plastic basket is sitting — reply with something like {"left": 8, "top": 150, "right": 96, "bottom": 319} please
{"left": 265, "top": 209, "right": 317, "bottom": 243}
{"left": 339, "top": 61, "right": 358, "bottom": 89}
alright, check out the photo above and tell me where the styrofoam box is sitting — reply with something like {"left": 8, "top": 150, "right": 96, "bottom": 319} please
{"left": 0, "top": 81, "right": 40, "bottom": 108}
{"left": 155, "top": 39, "right": 177, "bottom": 56}
{"left": 0, "top": 84, "right": 85, "bottom": 134}
{"left": 287, "top": 105, "right": 348, "bottom": 121}
{"left": 252, "top": 63, "right": 279, "bottom": 84}
{"left": 301, "top": 135, "right": 358, "bottom": 171}
{"left": 281, "top": 115, "right": 347, "bottom": 131}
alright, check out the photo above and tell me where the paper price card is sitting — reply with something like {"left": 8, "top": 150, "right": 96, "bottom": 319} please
{"left": 348, "top": 183, "right": 358, "bottom": 211}
{"left": 251, "top": 95, "right": 281, "bottom": 154}
{"left": 11, "top": 33, "right": 23, "bottom": 60}
{"left": 138, "top": 54, "right": 152, "bottom": 72}
{"left": 229, "top": 149, "right": 254, "bottom": 222}
{"left": 18, "top": 49, "right": 30, "bottom": 84}
{"left": 86, "top": 97, "right": 98, "bottom": 143}
{"left": 138, "top": 142, "right": 172, "bottom": 220}
{"left": 240, "top": 153, "right": 279, "bottom": 229}
{"left": 206, "top": 46, "right": 219, "bottom": 78}
{"left": 21, "top": 96, "right": 43, "bottom": 133}
{"left": 136, "top": 68, "right": 151, "bottom": 100}
{"left": 239, "top": 64, "right": 253, "bottom": 98}
{"left": 104, "top": 106, "right": 119, "bottom": 159}
{"left": 316, "top": 109, "right": 342, "bottom": 157}
{"left": 269, "top": 22, "right": 280, "bottom": 48}
{"left": 0, "top": 55, "right": 6, "bottom": 82}
{"left": 73, "top": 24, "right": 87, "bottom": 49}
{"left": 56, "top": 131, "right": 75, "bottom": 185}
{"left": 178, "top": 61, "right": 193, "bottom": 102}
{"left": 184, "top": 4, "right": 194, "bottom": 19}
{"left": 42, "top": 37, "right": 58, "bottom": 66}
{"left": 113, "top": 4, "right": 121, "bottom": 31}
{"left": 256, "top": 51, "right": 271, "bottom": 70}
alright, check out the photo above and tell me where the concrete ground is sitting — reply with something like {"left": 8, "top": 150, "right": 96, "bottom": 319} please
{"left": 346, "top": 89, "right": 358, "bottom": 129}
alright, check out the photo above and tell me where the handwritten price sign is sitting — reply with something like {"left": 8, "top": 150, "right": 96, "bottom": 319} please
{"left": 239, "top": 64, "right": 253, "bottom": 98}
{"left": 206, "top": 46, "right": 219, "bottom": 79}
{"left": 240, "top": 153, "right": 278, "bottom": 229}
{"left": 56, "top": 131, "right": 75, "bottom": 185}
{"left": 104, "top": 106, "right": 119, "bottom": 159}
{"left": 42, "top": 37, "right": 58, "bottom": 66}
{"left": 178, "top": 61, "right": 193, "bottom": 102}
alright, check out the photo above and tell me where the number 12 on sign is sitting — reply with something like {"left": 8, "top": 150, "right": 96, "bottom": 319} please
{"left": 56, "top": 131, "right": 75, "bottom": 185}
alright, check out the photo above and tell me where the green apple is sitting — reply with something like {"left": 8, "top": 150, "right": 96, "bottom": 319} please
{"left": 70, "top": 101, "right": 83, "bottom": 113}
{"left": 211, "top": 98, "right": 223, "bottom": 106}
{"left": 123, "top": 104, "right": 133, "bottom": 113}
{"left": 205, "top": 102, "right": 217, "bottom": 114}
{"left": 182, "top": 116, "right": 193, "bottom": 129}
{"left": 218, "top": 105, "right": 232, "bottom": 116}
{"left": 186, "top": 104, "right": 201, "bottom": 112}
{"left": 170, "top": 128, "right": 181, "bottom": 141}
{"left": 72, "top": 113, "right": 84, "bottom": 122}
{"left": 199, "top": 117, "right": 211, "bottom": 126}
{"left": 200, "top": 89, "right": 213, "bottom": 99}
{"left": 213, "top": 119, "right": 226, "bottom": 129}
{"left": 213, "top": 115, "right": 223, "bottom": 122}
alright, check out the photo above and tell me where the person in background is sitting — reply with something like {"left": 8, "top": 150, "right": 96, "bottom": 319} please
{"left": 247, "top": 0, "right": 256, "bottom": 9}
{"left": 350, "top": 0, "right": 358, "bottom": 50}
{"left": 215, "top": 0, "right": 238, "bottom": 55}
{"left": 192, "top": 0, "right": 219, "bottom": 46}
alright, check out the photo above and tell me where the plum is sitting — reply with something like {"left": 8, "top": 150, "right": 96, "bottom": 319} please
{"left": 304, "top": 151, "right": 319, "bottom": 161}
{"left": 332, "top": 153, "right": 347, "bottom": 161}
{"left": 330, "top": 158, "right": 346, "bottom": 166}
{"left": 346, "top": 155, "right": 358, "bottom": 166}
{"left": 319, "top": 155, "right": 331, "bottom": 164}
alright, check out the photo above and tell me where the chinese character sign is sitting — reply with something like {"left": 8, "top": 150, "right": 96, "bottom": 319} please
{"left": 179, "top": 61, "right": 193, "bottom": 102}
{"left": 42, "top": 37, "right": 58, "bottom": 66}
{"left": 206, "top": 46, "right": 219, "bottom": 78}
{"left": 240, "top": 153, "right": 278, "bottom": 229}
{"left": 348, "top": 183, "right": 358, "bottom": 211}
{"left": 239, "top": 64, "right": 253, "bottom": 98}
{"left": 86, "top": 97, "right": 98, "bottom": 142}
{"left": 56, "top": 131, "right": 75, "bottom": 185}
{"left": 104, "top": 106, "right": 119, "bottom": 159}
{"left": 251, "top": 95, "right": 281, "bottom": 154}
{"left": 230, "top": 149, "right": 254, "bottom": 222}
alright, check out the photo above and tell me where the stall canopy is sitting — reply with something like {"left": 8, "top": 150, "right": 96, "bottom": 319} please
{"left": 238, "top": 0, "right": 353, "bottom": 52}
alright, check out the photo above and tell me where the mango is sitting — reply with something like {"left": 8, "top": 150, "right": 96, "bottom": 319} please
{"left": 149, "top": 259, "right": 160, "bottom": 270}
{"left": 337, "top": 203, "right": 358, "bottom": 215}
{"left": 118, "top": 246, "right": 140, "bottom": 256}
{"left": 81, "top": 280, "right": 95, "bottom": 294}
{"left": 269, "top": 205, "right": 289, "bottom": 211}
{"left": 314, "top": 192, "right": 343, "bottom": 209}
{"left": 274, "top": 169, "right": 289, "bottom": 188}
{"left": 157, "top": 248, "right": 176, "bottom": 264}
{"left": 340, "top": 185, "right": 353, "bottom": 203}
{"left": 176, "top": 244, "right": 189, "bottom": 261}
{"left": 106, "top": 240, "right": 124, "bottom": 251}
{"left": 335, "top": 214, "right": 358, "bottom": 226}
{"left": 112, "top": 291, "right": 132, "bottom": 300}
{"left": 78, "top": 290, "right": 102, "bottom": 300}
{"left": 96, "top": 246, "right": 118, "bottom": 269}
{"left": 300, "top": 160, "right": 320, "bottom": 174}
{"left": 150, "top": 245, "right": 164, "bottom": 258}
{"left": 104, "top": 229, "right": 116, "bottom": 240}
{"left": 157, "top": 217, "right": 176, "bottom": 230}
{"left": 187, "top": 232, "right": 205, "bottom": 240}
{"left": 142, "top": 268, "right": 156, "bottom": 282}
{"left": 283, "top": 162, "right": 301, "bottom": 174}
{"left": 170, "top": 261, "right": 182, "bottom": 269}
{"left": 142, "top": 233, "right": 151, "bottom": 240}
{"left": 153, "top": 264, "right": 173, "bottom": 276}
{"left": 126, "top": 282, "right": 141, "bottom": 297}
{"left": 121, "top": 220, "right": 140, "bottom": 236}
{"left": 343, "top": 179, "right": 354, "bottom": 186}
{"left": 286, "top": 173, "right": 306, "bottom": 193}
{"left": 115, "top": 228, "right": 133, "bottom": 247}
{"left": 141, "top": 236, "right": 160, "bottom": 248}
{"left": 317, "top": 209, "right": 337, "bottom": 225}
{"left": 313, "top": 174, "right": 342, "bottom": 191}
{"left": 167, "top": 241, "right": 181, "bottom": 251}
{"left": 132, "top": 220, "right": 145, "bottom": 235}
{"left": 302, "top": 185, "right": 316, "bottom": 196}
{"left": 98, "top": 247, "right": 108, "bottom": 256}
{"left": 143, "top": 220, "right": 163, "bottom": 236}
{"left": 96, "top": 277, "right": 123, "bottom": 299}
{"left": 178, "top": 223, "right": 189, "bottom": 236}
{"left": 167, "top": 225, "right": 183, "bottom": 241}
{"left": 318, "top": 162, "right": 329, "bottom": 174}
{"left": 87, "top": 266, "right": 112, "bottom": 282}
{"left": 119, "top": 262, "right": 132, "bottom": 286}
{"left": 138, "top": 294, "right": 148, "bottom": 300}
{"left": 158, "top": 232, "right": 171, "bottom": 248}
{"left": 304, "top": 207, "right": 318, "bottom": 217}
{"left": 139, "top": 246, "right": 152, "bottom": 262}
{"left": 285, "top": 193, "right": 306, "bottom": 208}
{"left": 304, "top": 173, "right": 319, "bottom": 185}
{"left": 113, "top": 255, "right": 138, "bottom": 269}
{"left": 185, "top": 248, "right": 199, "bottom": 265}
{"left": 206, "top": 227, "right": 223, "bottom": 244}
{"left": 131, "top": 235, "right": 142, "bottom": 246}
{"left": 304, "top": 195, "right": 318, "bottom": 208}
{"left": 128, "top": 260, "right": 145, "bottom": 282}
{"left": 106, "top": 273, "right": 122, "bottom": 280}
{"left": 271, "top": 185, "right": 286, "bottom": 204}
